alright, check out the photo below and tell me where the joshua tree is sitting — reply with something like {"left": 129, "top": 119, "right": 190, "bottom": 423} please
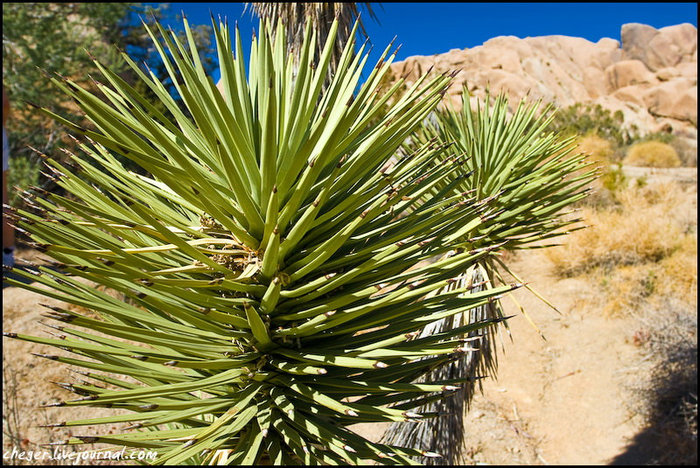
{"left": 383, "top": 88, "right": 596, "bottom": 464}
{"left": 3, "top": 18, "right": 521, "bottom": 464}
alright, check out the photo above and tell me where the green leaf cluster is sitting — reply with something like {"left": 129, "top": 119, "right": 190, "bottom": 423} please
{"left": 2, "top": 3, "right": 216, "bottom": 207}
{"left": 410, "top": 89, "right": 596, "bottom": 254}
{"left": 545, "top": 102, "right": 629, "bottom": 147}
{"left": 4, "top": 18, "right": 525, "bottom": 465}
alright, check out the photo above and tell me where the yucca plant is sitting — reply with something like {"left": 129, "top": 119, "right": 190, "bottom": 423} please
{"left": 2, "top": 19, "right": 519, "bottom": 465}
{"left": 426, "top": 89, "right": 598, "bottom": 315}
{"left": 383, "top": 88, "right": 597, "bottom": 464}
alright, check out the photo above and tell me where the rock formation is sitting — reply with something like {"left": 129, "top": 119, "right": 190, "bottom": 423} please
{"left": 390, "top": 23, "right": 697, "bottom": 148}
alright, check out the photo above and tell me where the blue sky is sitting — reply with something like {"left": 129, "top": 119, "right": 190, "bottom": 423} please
{"left": 151, "top": 2, "right": 697, "bottom": 80}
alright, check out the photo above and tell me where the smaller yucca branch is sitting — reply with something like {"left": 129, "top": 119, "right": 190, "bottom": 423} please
{"left": 430, "top": 88, "right": 598, "bottom": 318}
{"left": 423, "top": 88, "right": 598, "bottom": 253}
{"left": 384, "top": 88, "right": 597, "bottom": 464}
{"left": 3, "top": 18, "right": 516, "bottom": 465}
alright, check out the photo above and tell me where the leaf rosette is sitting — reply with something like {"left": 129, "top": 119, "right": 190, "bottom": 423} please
{"left": 3, "top": 18, "right": 515, "bottom": 465}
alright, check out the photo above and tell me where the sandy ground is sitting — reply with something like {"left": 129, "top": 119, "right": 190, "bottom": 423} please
{"left": 348, "top": 250, "right": 651, "bottom": 465}
{"left": 352, "top": 165, "right": 697, "bottom": 464}
{"left": 457, "top": 252, "right": 647, "bottom": 465}
{"left": 2, "top": 165, "right": 696, "bottom": 465}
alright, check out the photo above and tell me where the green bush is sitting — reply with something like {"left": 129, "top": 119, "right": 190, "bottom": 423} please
{"left": 633, "top": 131, "right": 675, "bottom": 145}
{"left": 7, "top": 154, "right": 40, "bottom": 208}
{"left": 601, "top": 164, "right": 628, "bottom": 193}
{"left": 547, "top": 103, "right": 632, "bottom": 148}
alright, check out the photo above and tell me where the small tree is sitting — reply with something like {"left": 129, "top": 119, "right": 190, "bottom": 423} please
{"left": 2, "top": 3, "right": 216, "bottom": 207}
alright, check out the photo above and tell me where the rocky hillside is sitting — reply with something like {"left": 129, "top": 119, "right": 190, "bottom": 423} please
{"left": 391, "top": 23, "right": 697, "bottom": 146}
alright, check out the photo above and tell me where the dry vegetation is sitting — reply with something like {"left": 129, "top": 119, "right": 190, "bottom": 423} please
{"left": 576, "top": 133, "right": 614, "bottom": 166}
{"left": 624, "top": 141, "right": 682, "bottom": 168}
{"left": 546, "top": 173, "right": 697, "bottom": 464}
{"left": 547, "top": 182, "right": 695, "bottom": 281}
{"left": 613, "top": 299, "right": 698, "bottom": 465}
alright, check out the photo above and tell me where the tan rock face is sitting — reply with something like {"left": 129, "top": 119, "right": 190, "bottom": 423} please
{"left": 656, "top": 67, "right": 681, "bottom": 81}
{"left": 605, "top": 60, "right": 658, "bottom": 92}
{"left": 622, "top": 23, "right": 673, "bottom": 71}
{"left": 390, "top": 22, "right": 697, "bottom": 140}
{"left": 643, "top": 79, "right": 698, "bottom": 125}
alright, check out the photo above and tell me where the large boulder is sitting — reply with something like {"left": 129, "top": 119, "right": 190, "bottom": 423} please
{"left": 658, "top": 23, "right": 698, "bottom": 60}
{"left": 622, "top": 23, "right": 697, "bottom": 71}
{"left": 605, "top": 60, "right": 658, "bottom": 92}
{"left": 643, "top": 79, "right": 698, "bottom": 125}
{"left": 389, "top": 22, "right": 697, "bottom": 141}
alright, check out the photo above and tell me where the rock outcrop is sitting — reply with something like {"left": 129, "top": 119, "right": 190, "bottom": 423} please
{"left": 390, "top": 23, "right": 697, "bottom": 142}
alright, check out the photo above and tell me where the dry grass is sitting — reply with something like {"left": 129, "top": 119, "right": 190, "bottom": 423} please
{"left": 623, "top": 141, "right": 681, "bottom": 168}
{"left": 546, "top": 175, "right": 696, "bottom": 463}
{"left": 576, "top": 133, "right": 614, "bottom": 166}
{"left": 547, "top": 179, "right": 696, "bottom": 319}
{"left": 657, "top": 235, "right": 698, "bottom": 298}
{"left": 598, "top": 241, "right": 697, "bottom": 317}
{"left": 547, "top": 182, "right": 689, "bottom": 277}
{"left": 600, "top": 265, "right": 658, "bottom": 317}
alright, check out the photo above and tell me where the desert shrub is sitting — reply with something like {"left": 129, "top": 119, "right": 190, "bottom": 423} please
{"left": 546, "top": 183, "right": 687, "bottom": 277}
{"left": 623, "top": 141, "right": 681, "bottom": 168}
{"left": 657, "top": 235, "right": 698, "bottom": 299}
{"left": 601, "top": 265, "right": 658, "bottom": 316}
{"left": 576, "top": 162, "right": 627, "bottom": 209}
{"left": 576, "top": 133, "right": 614, "bottom": 165}
{"left": 599, "top": 236, "right": 696, "bottom": 317}
{"left": 600, "top": 164, "right": 628, "bottom": 193}
{"left": 641, "top": 320, "right": 698, "bottom": 465}
{"left": 547, "top": 103, "right": 631, "bottom": 148}
{"left": 632, "top": 131, "right": 675, "bottom": 145}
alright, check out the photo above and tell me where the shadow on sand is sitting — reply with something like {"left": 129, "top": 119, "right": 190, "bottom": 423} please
{"left": 610, "top": 334, "right": 697, "bottom": 465}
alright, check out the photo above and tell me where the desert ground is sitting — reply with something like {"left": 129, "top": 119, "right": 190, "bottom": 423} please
{"left": 3, "top": 166, "right": 697, "bottom": 465}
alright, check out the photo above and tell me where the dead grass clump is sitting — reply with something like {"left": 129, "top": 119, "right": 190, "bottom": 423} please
{"left": 577, "top": 133, "right": 614, "bottom": 166}
{"left": 657, "top": 235, "right": 697, "bottom": 299}
{"left": 630, "top": 178, "right": 682, "bottom": 207}
{"left": 623, "top": 141, "right": 681, "bottom": 168}
{"left": 547, "top": 207, "right": 680, "bottom": 277}
{"left": 600, "top": 265, "right": 657, "bottom": 317}
{"left": 549, "top": 179, "right": 695, "bottom": 323}
{"left": 599, "top": 235, "right": 696, "bottom": 317}
{"left": 547, "top": 182, "right": 690, "bottom": 277}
